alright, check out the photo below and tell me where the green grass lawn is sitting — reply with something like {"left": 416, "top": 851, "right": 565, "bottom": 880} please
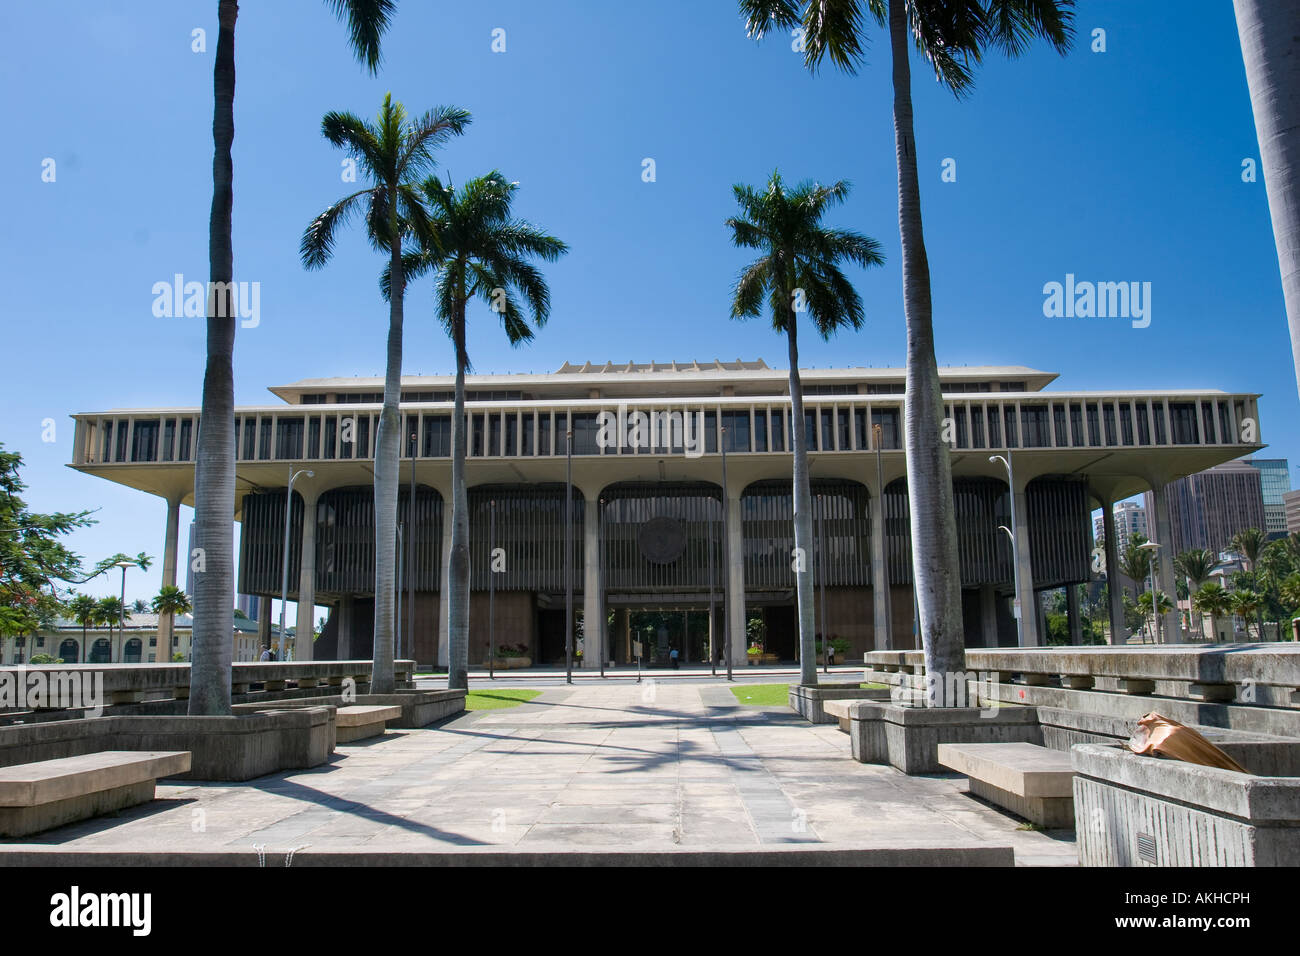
{"left": 731, "top": 682, "right": 891, "bottom": 706}
{"left": 730, "top": 683, "right": 792, "bottom": 706}
{"left": 465, "top": 688, "right": 543, "bottom": 711}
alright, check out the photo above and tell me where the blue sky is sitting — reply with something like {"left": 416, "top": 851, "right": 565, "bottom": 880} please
{"left": 2, "top": 0, "right": 1295, "bottom": 611}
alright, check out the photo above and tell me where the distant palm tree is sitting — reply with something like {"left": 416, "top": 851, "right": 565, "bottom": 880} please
{"left": 68, "top": 594, "right": 97, "bottom": 662}
{"left": 726, "top": 171, "right": 884, "bottom": 686}
{"left": 1230, "top": 589, "right": 1263, "bottom": 640}
{"left": 191, "top": 0, "right": 398, "bottom": 717}
{"left": 1232, "top": 527, "right": 1267, "bottom": 571}
{"left": 1117, "top": 533, "right": 1153, "bottom": 599}
{"left": 738, "top": 0, "right": 1073, "bottom": 688}
{"left": 302, "top": 94, "right": 471, "bottom": 693}
{"left": 151, "top": 586, "right": 193, "bottom": 663}
{"left": 96, "top": 596, "right": 126, "bottom": 662}
{"left": 1233, "top": 0, "right": 1300, "bottom": 400}
{"left": 1174, "top": 548, "right": 1215, "bottom": 638}
{"left": 386, "top": 172, "right": 567, "bottom": 690}
{"left": 1193, "top": 582, "right": 1233, "bottom": 643}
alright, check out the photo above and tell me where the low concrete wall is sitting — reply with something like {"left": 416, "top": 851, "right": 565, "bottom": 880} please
{"left": 0, "top": 709, "right": 334, "bottom": 781}
{"left": 233, "top": 689, "right": 465, "bottom": 729}
{"left": 1072, "top": 742, "right": 1300, "bottom": 866}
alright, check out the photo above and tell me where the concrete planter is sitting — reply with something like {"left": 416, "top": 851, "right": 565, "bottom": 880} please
{"left": 478, "top": 657, "right": 531, "bottom": 670}
{"left": 842, "top": 701, "right": 1042, "bottom": 773}
{"left": 1072, "top": 742, "right": 1300, "bottom": 866}
{"left": 788, "top": 683, "right": 889, "bottom": 724}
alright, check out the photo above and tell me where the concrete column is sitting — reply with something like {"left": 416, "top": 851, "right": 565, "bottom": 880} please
{"left": 258, "top": 604, "right": 271, "bottom": 652}
{"left": 1013, "top": 482, "right": 1040, "bottom": 646}
{"left": 337, "top": 597, "right": 353, "bottom": 659}
{"left": 582, "top": 493, "right": 601, "bottom": 668}
{"left": 979, "top": 584, "right": 998, "bottom": 647}
{"left": 1067, "top": 585, "right": 1083, "bottom": 645}
{"left": 870, "top": 491, "right": 892, "bottom": 650}
{"left": 1151, "top": 483, "right": 1179, "bottom": 643}
{"left": 1102, "top": 501, "right": 1125, "bottom": 644}
{"left": 726, "top": 494, "right": 746, "bottom": 668}
{"left": 157, "top": 494, "right": 182, "bottom": 663}
{"left": 295, "top": 489, "right": 320, "bottom": 662}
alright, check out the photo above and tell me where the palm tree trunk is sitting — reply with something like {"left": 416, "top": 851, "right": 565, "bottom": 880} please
{"left": 189, "top": 0, "right": 238, "bottom": 716}
{"left": 1234, "top": 0, "right": 1300, "bottom": 400}
{"left": 889, "top": 0, "right": 964, "bottom": 701}
{"left": 369, "top": 235, "right": 404, "bottom": 694}
{"left": 447, "top": 300, "right": 470, "bottom": 690}
{"left": 786, "top": 310, "right": 817, "bottom": 687}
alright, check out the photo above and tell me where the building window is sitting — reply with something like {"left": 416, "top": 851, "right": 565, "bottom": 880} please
{"left": 772, "top": 410, "right": 787, "bottom": 452}
{"left": 276, "top": 417, "right": 305, "bottom": 459}
{"left": 572, "top": 413, "right": 600, "bottom": 454}
{"left": 1103, "top": 403, "right": 1117, "bottom": 445}
{"left": 754, "top": 411, "right": 769, "bottom": 452}
{"left": 1086, "top": 403, "right": 1101, "bottom": 446}
{"left": 505, "top": 413, "right": 518, "bottom": 456}
{"left": 1020, "top": 405, "right": 1049, "bottom": 447}
{"left": 258, "top": 417, "right": 273, "bottom": 460}
{"left": 1170, "top": 402, "right": 1198, "bottom": 444}
{"left": 871, "top": 409, "right": 900, "bottom": 450}
{"left": 722, "top": 411, "right": 750, "bottom": 452}
{"left": 522, "top": 414, "right": 535, "bottom": 456}
{"left": 970, "top": 406, "right": 985, "bottom": 448}
{"left": 1119, "top": 403, "right": 1134, "bottom": 445}
{"left": 1003, "top": 406, "right": 1019, "bottom": 448}
{"left": 422, "top": 415, "right": 450, "bottom": 457}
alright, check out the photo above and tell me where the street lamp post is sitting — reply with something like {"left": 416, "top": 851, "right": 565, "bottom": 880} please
{"left": 114, "top": 559, "right": 134, "bottom": 662}
{"left": 990, "top": 454, "right": 1025, "bottom": 646}
{"left": 488, "top": 499, "right": 496, "bottom": 680}
{"left": 279, "top": 467, "right": 314, "bottom": 661}
{"left": 1138, "top": 541, "right": 1162, "bottom": 644}
{"left": 720, "top": 424, "right": 732, "bottom": 682}
{"left": 564, "top": 427, "right": 573, "bottom": 685}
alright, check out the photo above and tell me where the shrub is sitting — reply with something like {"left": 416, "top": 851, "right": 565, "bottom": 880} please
{"left": 28, "top": 654, "right": 63, "bottom": 665}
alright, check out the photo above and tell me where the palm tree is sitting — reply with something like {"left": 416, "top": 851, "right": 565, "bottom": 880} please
{"left": 1230, "top": 589, "right": 1263, "bottom": 640}
{"left": 1137, "top": 590, "right": 1173, "bottom": 642}
{"left": 738, "top": 1, "right": 1073, "bottom": 689}
{"left": 1233, "top": 0, "right": 1300, "bottom": 400}
{"left": 303, "top": 97, "right": 471, "bottom": 693}
{"left": 152, "top": 586, "right": 193, "bottom": 663}
{"left": 1193, "top": 582, "right": 1233, "bottom": 643}
{"left": 1117, "top": 533, "right": 1153, "bottom": 600}
{"left": 96, "top": 597, "right": 126, "bottom": 662}
{"left": 191, "top": 0, "right": 397, "bottom": 717}
{"left": 68, "top": 593, "right": 97, "bottom": 663}
{"left": 386, "top": 172, "right": 567, "bottom": 690}
{"left": 1231, "top": 527, "right": 1267, "bottom": 571}
{"left": 1174, "top": 548, "right": 1215, "bottom": 638}
{"left": 726, "top": 171, "right": 884, "bottom": 686}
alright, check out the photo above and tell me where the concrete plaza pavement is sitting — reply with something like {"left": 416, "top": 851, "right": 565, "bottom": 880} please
{"left": 0, "top": 682, "right": 1077, "bottom": 865}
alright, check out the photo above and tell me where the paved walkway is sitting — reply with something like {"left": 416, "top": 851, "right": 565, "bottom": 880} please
{"left": 2, "top": 683, "right": 1077, "bottom": 864}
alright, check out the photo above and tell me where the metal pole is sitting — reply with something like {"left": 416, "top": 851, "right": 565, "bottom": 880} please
{"left": 598, "top": 496, "right": 605, "bottom": 678}
{"left": 396, "top": 524, "right": 403, "bottom": 662}
{"left": 565, "top": 426, "right": 573, "bottom": 685}
{"left": 721, "top": 424, "right": 732, "bottom": 681}
{"left": 708, "top": 498, "right": 716, "bottom": 677}
{"left": 278, "top": 470, "right": 293, "bottom": 661}
{"left": 489, "top": 499, "right": 496, "bottom": 680}
{"left": 118, "top": 564, "right": 127, "bottom": 663}
{"left": 407, "top": 430, "right": 416, "bottom": 664}
{"left": 992, "top": 454, "right": 1025, "bottom": 647}
{"left": 819, "top": 494, "right": 829, "bottom": 674}
{"left": 874, "top": 423, "right": 888, "bottom": 650}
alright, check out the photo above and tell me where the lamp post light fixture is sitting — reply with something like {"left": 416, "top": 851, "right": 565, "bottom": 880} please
{"left": 564, "top": 427, "right": 573, "bottom": 685}
{"left": 989, "top": 454, "right": 1025, "bottom": 647}
{"left": 1138, "top": 541, "right": 1162, "bottom": 644}
{"left": 114, "top": 559, "right": 134, "bottom": 663}
{"left": 278, "top": 467, "right": 314, "bottom": 661}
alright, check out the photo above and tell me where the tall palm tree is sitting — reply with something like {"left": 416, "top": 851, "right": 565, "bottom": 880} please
{"left": 191, "top": 0, "right": 397, "bottom": 716}
{"left": 1233, "top": 0, "right": 1300, "bottom": 400}
{"left": 726, "top": 171, "right": 884, "bottom": 686}
{"left": 302, "top": 96, "right": 471, "bottom": 694}
{"left": 152, "top": 586, "right": 193, "bottom": 663}
{"left": 68, "top": 593, "right": 97, "bottom": 663}
{"left": 1232, "top": 527, "right": 1267, "bottom": 570}
{"left": 386, "top": 172, "right": 567, "bottom": 690}
{"left": 1174, "top": 548, "right": 1215, "bottom": 638}
{"left": 1193, "top": 581, "right": 1232, "bottom": 643}
{"left": 1117, "top": 533, "right": 1153, "bottom": 600}
{"left": 739, "top": 1, "right": 1074, "bottom": 692}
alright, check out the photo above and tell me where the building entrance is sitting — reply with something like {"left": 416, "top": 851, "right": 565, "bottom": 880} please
{"left": 625, "top": 609, "right": 713, "bottom": 666}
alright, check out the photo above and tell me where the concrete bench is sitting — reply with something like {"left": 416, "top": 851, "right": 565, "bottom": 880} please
{"left": 335, "top": 705, "right": 402, "bottom": 743}
{"left": 937, "top": 742, "right": 1075, "bottom": 828}
{"left": 0, "top": 750, "right": 191, "bottom": 837}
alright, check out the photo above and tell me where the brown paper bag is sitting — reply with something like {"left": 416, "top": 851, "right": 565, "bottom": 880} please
{"left": 1126, "top": 712, "right": 1248, "bottom": 773}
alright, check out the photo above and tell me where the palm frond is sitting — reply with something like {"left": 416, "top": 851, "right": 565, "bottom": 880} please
{"left": 325, "top": 0, "right": 396, "bottom": 73}
{"left": 300, "top": 189, "right": 370, "bottom": 269}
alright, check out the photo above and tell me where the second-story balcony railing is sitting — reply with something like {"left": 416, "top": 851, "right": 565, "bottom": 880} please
{"left": 70, "top": 391, "right": 1261, "bottom": 467}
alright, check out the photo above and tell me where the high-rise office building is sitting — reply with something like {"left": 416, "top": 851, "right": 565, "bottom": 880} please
{"left": 1149, "top": 460, "right": 1266, "bottom": 557}
{"left": 1243, "top": 457, "right": 1292, "bottom": 539}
